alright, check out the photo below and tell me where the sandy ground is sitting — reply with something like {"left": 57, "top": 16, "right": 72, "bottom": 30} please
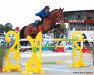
{"left": 0, "top": 51, "right": 94, "bottom": 75}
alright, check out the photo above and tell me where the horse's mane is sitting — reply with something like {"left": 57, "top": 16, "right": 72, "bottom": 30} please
{"left": 50, "top": 9, "right": 60, "bottom": 15}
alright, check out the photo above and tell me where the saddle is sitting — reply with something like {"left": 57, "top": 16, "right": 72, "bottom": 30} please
{"left": 34, "top": 20, "right": 43, "bottom": 31}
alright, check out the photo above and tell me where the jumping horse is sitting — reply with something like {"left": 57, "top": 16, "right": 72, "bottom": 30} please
{"left": 20, "top": 8, "right": 64, "bottom": 52}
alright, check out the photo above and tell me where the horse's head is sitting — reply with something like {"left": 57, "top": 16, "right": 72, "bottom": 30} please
{"left": 50, "top": 8, "right": 64, "bottom": 23}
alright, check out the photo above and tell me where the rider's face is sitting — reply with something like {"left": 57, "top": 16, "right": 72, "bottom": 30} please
{"left": 45, "top": 9, "right": 49, "bottom": 12}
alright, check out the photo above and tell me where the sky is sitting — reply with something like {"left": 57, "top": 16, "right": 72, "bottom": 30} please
{"left": 0, "top": 0, "right": 94, "bottom": 29}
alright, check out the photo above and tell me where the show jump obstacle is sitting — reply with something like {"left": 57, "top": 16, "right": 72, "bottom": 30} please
{"left": 3, "top": 30, "right": 94, "bottom": 75}
{"left": 3, "top": 31, "right": 44, "bottom": 75}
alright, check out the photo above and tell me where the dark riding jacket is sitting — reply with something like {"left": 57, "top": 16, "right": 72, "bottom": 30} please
{"left": 36, "top": 8, "right": 50, "bottom": 19}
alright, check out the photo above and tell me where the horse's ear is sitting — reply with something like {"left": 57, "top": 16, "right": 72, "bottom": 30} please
{"left": 59, "top": 8, "right": 64, "bottom": 11}
{"left": 62, "top": 8, "right": 64, "bottom": 10}
{"left": 61, "top": 8, "right": 64, "bottom": 12}
{"left": 59, "top": 7, "right": 62, "bottom": 10}
{"left": 61, "top": 8, "right": 64, "bottom": 11}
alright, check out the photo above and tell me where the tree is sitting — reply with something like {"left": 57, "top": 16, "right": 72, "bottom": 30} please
{"left": 0, "top": 45, "right": 8, "bottom": 71}
{"left": 0, "top": 24, "right": 4, "bottom": 33}
{"left": 4, "top": 23, "right": 14, "bottom": 32}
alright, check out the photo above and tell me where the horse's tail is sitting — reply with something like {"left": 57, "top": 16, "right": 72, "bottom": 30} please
{"left": 20, "top": 26, "right": 29, "bottom": 52}
{"left": 20, "top": 26, "right": 27, "bottom": 38}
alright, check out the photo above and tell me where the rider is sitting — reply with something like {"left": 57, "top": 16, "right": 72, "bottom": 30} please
{"left": 34, "top": 5, "right": 50, "bottom": 29}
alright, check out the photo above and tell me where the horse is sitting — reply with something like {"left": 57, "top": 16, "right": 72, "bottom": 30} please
{"left": 20, "top": 8, "right": 64, "bottom": 52}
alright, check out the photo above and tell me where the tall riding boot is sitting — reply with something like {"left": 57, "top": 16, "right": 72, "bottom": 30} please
{"left": 34, "top": 20, "right": 40, "bottom": 30}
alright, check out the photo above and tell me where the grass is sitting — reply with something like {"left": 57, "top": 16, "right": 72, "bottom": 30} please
{"left": 0, "top": 45, "right": 8, "bottom": 67}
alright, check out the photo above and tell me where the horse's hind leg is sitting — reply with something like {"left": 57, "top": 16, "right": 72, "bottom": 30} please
{"left": 20, "top": 41, "right": 24, "bottom": 52}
